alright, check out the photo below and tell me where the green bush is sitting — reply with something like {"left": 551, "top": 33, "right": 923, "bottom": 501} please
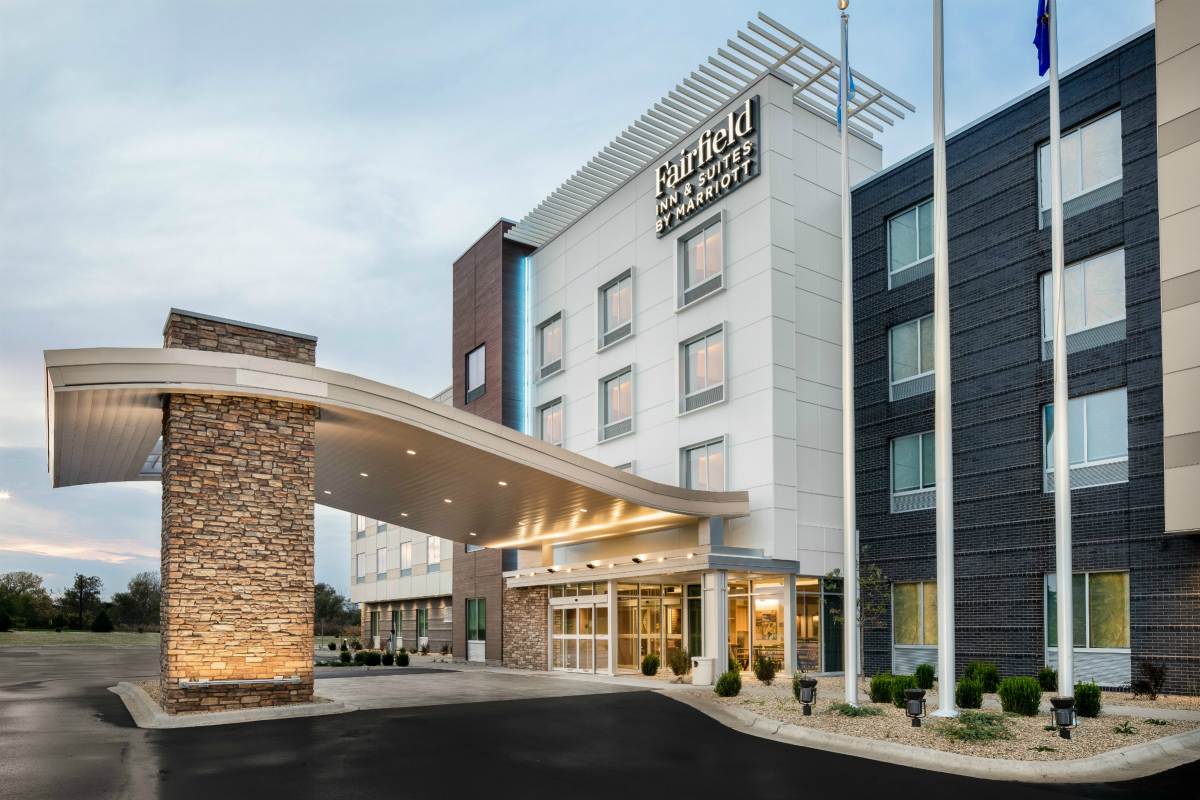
{"left": 90, "top": 609, "right": 113, "bottom": 633}
{"left": 641, "top": 653, "right": 660, "bottom": 676}
{"left": 829, "top": 701, "right": 884, "bottom": 717}
{"left": 666, "top": 648, "right": 691, "bottom": 676}
{"left": 0, "top": 611, "right": 13, "bottom": 632}
{"left": 956, "top": 678, "right": 984, "bottom": 709}
{"left": 963, "top": 661, "right": 1001, "bottom": 693}
{"left": 396, "top": 651, "right": 410, "bottom": 667}
{"left": 1075, "top": 681, "right": 1102, "bottom": 718}
{"left": 339, "top": 649, "right": 351, "bottom": 663}
{"left": 868, "top": 672, "right": 893, "bottom": 704}
{"left": 997, "top": 676, "right": 1042, "bottom": 716}
{"left": 353, "top": 650, "right": 368, "bottom": 665}
{"left": 1037, "top": 666, "right": 1058, "bottom": 693}
{"left": 753, "top": 656, "right": 777, "bottom": 686}
{"left": 934, "top": 710, "right": 1014, "bottom": 742}
{"left": 914, "top": 663, "right": 935, "bottom": 690}
{"left": 729, "top": 656, "right": 741, "bottom": 673}
{"left": 714, "top": 670, "right": 742, "bottom": 697}
{"left": 327, "top": 642, "right": 337, "bottom": 651}
{"left": 890, "top": 674, "right": 916, "bottom": 708}
{"left": 363, "top": 651, "right": 382, "bottom": 667}
{"left": 381, "top": 651, "right": 394, "bottom": 667}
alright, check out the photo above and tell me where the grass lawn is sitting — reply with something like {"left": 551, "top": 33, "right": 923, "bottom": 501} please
{"left": 0, "top": 629, "right": 160, "bottom": 646}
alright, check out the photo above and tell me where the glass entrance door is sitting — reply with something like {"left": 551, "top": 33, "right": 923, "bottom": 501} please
{"left": 552, "top": 605, "right": 607, "bottom": 673}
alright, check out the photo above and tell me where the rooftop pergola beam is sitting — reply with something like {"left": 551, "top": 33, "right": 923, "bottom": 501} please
{"left": 601, "top": 146, "right": 643, "bottom": 171}
{"left": 670, "top": 88, "right": 715, "bottom": 116}
{"left": 638, "top": 114, "right": 685, "bottom": 142}
{"left": 663, "top": 94, "right": 708, "bottom": 123}
{"left": 653, "top": 102, "right": 699, "bottom": 128}
{"left": 682, "top": 76, "right": 726, "bottom": 105}
{"left": 707, "top": 55, "right": 756, "bottom": 87}
{"left": 688, "top": 71, "right": 733, "bottom": 102}
{"left": 624, "top": 126, "right": 670, "bottom": 153}
{"left": 698, "top": 63, "right": 742, "bottom": 93}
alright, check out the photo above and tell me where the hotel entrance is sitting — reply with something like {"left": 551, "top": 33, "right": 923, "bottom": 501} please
{"left": 550, "top": 582, "right": 609, "bottom": 673}
{"left": 616, "top": 582, "right": 694, "bottom": 672}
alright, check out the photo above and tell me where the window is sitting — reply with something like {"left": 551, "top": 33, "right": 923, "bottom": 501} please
{"left": 416, "top": 608, "right": 428, "bottom": 639}
{"left": 1039, "top": 110, "right": 1122, "bottom": 218}
{"left": 376, "top": 547, "right": 387, "bottom": 577}
{"left": 889, "top": 314, "right": 934, "bottom": 400}
{"left": 540, "top": 399, "right": 563, "bottom": 446}
{"left": 892, "top": 432, "right": 935, "bottom": 494}
{"left": 681, "top": 328, "right": 724, "bottom": 413}
{"left": 893, "top": 581, "right": 938, "bottom": 646}
{"left": 601, "top": 369, "right": 633, "bottom": 440}
{"left": 615, "top": 462, "right": 634, "bottom": 474}
{"left": 444, "top": 605, "right": 453, "bottom": 622}
{"left": 1040, "top": 250, "right": 1126, "bottom": 359}
{"left": 888, "top": 199, "right": 934, "bottom": 284}
{"left": 684, "top": 221, "right": 722, "bottom": 288}
{"left": 354, "top": 514, "right": 370, "bottom": 539}
{"left": 466, "top": 344, "right": 485, "bottom": 402}
{"left": 684, "top": 440, "right": 724, "bottom": 491}
{"left": 1046, "top": 572, "right": 1129, "bottom": 649}
{"left": 600, "top": 273, "right": 633, "bottom": 347}
{"left": 467, "top": 598, "right": 486, "bottom": 641}
{"left": 1044, "top": 388, "right": 1128, "bottom": 490}
{"left": 356, "top": 552, "right": 366, "bottom": 583}
{"left": 427, "top": 536, "right": 441, "bottom": 572}
{"left": 370, "top": 611, "right": 379, "bottom": 639}
{"left": 400, "top": 541, "right": 412, "bottom": 576}
{"left": 539, "top": 314, "right": 563, "bottom": 377}
{"left": 466, "top": 543, "right": 485, "bottom": 553}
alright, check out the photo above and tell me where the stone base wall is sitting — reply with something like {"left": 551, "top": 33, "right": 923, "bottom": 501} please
{"left": 502, "top": 585, "right": 547, "bottom": 670}
{"left": 160, "top": 393, "right": 315, "bottom": 714}
{"left": 164, "top": 311, "right": 316, "bottom": 365}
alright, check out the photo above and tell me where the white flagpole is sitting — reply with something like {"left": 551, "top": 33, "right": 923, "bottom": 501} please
{"left": 931, "top": 0, "right": 957, "bottom": 718}
{"left": 1047, "top": 0, "right": 1074, "bottom": 698}
{"left": 838, "top": 2, "right": 860, "bottom": 706}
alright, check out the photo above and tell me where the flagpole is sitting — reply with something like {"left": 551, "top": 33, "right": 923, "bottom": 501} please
{"left": 930, "top": 0, "right": 957, "bottom": 718}
{"left": 1047, "top": 0, "right": 1074, "bottom": 700}
{"left": 838, "top": 0, "right": 860, "bottom": 706}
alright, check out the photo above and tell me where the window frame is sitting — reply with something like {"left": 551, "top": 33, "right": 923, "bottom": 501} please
{"left": 677, "top": 323, "right": 727, "bottom": 416}
{"left": 598, "top": 366, "right": 635, "bottom": 443}
{"left": 886, "top": 199, "right": 934, "bottom": 285}
{"left": 681, "top": 436, "right": 727, "bottom": 492}
{"left": 890, "top": 431, "right": 936, "bottom": 498}
{"left": 597, "top": 269, "right": 635, "bottom": 351}
{"left": 465, "top": 344, "right": 486, "bottom": 402}
{"left": 467, "top": 597, "right": 486, "bottom": 642}
{"left": 1042, "top": 387, "right": 1129, "bottom": 481}
{"left": 888, "top": 313, "right": 935, "bottom": 389}
{"left": 400, "top": 541, "right": 412, "bottom": 576}
{"left": 416, "top": 608, "right": 429, "bottom": 639}
{"left": 1039, "top": 248, "right": 1127, "bottom": 343}
{"left": 537, "top": 396, "right": 564, "bottom": 447}
{"left": 675, "top": 211, "right": 726, "bottom": 311}
{"left": 376, "top": 547, "right": 388, "bottom": 579}
{"left": 891, "top": 580, "right": 938, "bottom": 647}
{"left": 1044, "top": 571, "right": 1130, "bottom": 653}
{"left": 1038, "top": 108, "right": 1123, "bottom": 212}
{"left": 536, "top": 311, "right": 565, "bottom": 381}
{"left": 356, "top": 552, "right": 366, "bottom": 582}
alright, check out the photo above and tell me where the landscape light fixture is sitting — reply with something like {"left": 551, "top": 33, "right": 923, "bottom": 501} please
{"left": 904, "top": 688, "right": 927, "bottom": 727}
{"left": 798, "top": 677, "right": 818, "bottom": 716}
{"left": 1050, "top": 696, "right": 1076, "bottom": 739}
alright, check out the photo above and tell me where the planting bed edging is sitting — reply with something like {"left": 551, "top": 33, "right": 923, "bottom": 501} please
{"left": 109, "top": 681, "right": 356, "bottom": 729}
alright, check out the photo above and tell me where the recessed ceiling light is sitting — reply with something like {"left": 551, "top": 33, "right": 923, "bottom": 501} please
{"left": 518, "top": 521, "right": 526, "bottom": 525}
{"left": 360, "top": 473, "right": 369, "bottom": 477}
{"left": 407, "top": 450, "right": 416, "bottom": 455}
{"left": 401, "top": 513, "right": 408, "bottom": 517}
{"left": 469, "top": 532, "right": 477, "bottom": 536}
{"left": 579, "top": 508, "right": 587, "bottom": 512}
{"left": 444, "top": 499, "right": 452, "bottom": 503}
{"left": 323, "top": 490, "right": 331, "bottom": 494}
{"left": 498, "top": 481, "right": 507, "bottom": 486}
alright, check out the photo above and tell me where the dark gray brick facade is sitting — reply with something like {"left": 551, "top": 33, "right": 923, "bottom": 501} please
{"left": 851, "top": 30, "right": 1199, "bottom": 694}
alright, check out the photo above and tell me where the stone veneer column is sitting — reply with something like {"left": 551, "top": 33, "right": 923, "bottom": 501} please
{"left": 501, "top": 585, "right": 548, "bottom": 670}
{"left": 159, "top": 311, "right": 316, "bottom": 714}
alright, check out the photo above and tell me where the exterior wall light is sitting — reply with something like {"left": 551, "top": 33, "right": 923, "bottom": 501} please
{"left": 904, "top": 688, "right": 927, "bottom": 727}
{"left": 686, "top": 553, "right": 694, "bottom": 558}
{"left": 798, "top": 677, "right": 818, "bottom": 716}
{"left": 547, "top": 567, "right": 557, "bottom": 573}
{"left": 632, "top": 557, "right": 643, "bottom": 563}
{"left": 586, "top": 563, "right": 596, "bottom": 569}
{"left": 1050, "top": 696, "right": 1076, "bottom": 739}
{"left": 658, "top": 557, "right": 664, "bottom": 562}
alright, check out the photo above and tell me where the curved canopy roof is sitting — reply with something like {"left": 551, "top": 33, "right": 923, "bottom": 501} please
{"left": 44, "top": 348, "right": 749, "bottom": 550}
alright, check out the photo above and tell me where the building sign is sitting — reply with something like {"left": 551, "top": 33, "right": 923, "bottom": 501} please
{"left": 654, "top": 96, "right": 760, "bottom": 237}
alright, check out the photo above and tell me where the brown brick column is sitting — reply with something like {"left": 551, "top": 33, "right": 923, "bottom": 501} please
{"left": 159, "top": 311, "right": 317, "bottom": 714}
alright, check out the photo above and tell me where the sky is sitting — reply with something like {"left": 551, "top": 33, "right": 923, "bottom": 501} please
{"left": 0, "top": 0, "right": 1155, "bottom": 600}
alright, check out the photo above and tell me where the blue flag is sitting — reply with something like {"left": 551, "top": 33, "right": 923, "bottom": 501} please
{"left": 837, "top": 20, "right": 856, "bottom": 132}
{"left": 1034, "top": 0, "right": 1051, "bottom": 76}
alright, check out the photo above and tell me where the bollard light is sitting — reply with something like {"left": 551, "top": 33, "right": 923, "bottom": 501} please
{"left": 904, "top": 688, "right": 927, "bottom": 727}
{"left": 798, "top": 677, "right": 818, "bottom": 716}
{"left": 1050, "top": 696, "right": 1076, "bottom": 739}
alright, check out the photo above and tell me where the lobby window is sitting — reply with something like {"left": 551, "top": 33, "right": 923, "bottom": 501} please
{"left": 427, "top": 536, "right": 441, "bottom": 573}
{"left": 600, "top": 368, "right": 633, "bottom": 441}
{"left": 1039, "top": 249, "right": 1126, "bottom": 359}
{"left": 356, "top": 552, "right": 366, "bottom": 584}
{"left": 681, "top": 327, "right": 725, "bottom": 413}
{"left": 538, "top": 313, "right": 563, "bottom": 380}
{"left": 416, "top": 608, "right": 428, "bottom": 640}
{"left": 728, "top": 579, "right": 785, "bottom": 671}
{"left": 683, "top": 439, "right": 724, "bottom": 492}
{"left": 1044, "top": 388, "right": 1128, "bottom": 491}
{"left": 466, "top": 344, "right": 486, "bottom": 403}
{"left": 1038, "top": 109, "right": 1122, "bottom": 228}
{"left": 679, "top": 218, "right": 723, "bottom": 307}
{"left": 893, "top": 581, "right": 938, "bottom": 646}
{"left": 1046, "top": 572, "right": 1129, "bottom": 650}
{"left": 888, "top": 199, "right": 934, "bottom": 288}
{"left": 891, "top": 431, "right": 935, "bottom": 513}
{"left": 467, "top": 598, "right": 486, "bottom": 642}
{"left": 539, "top": 398, "right": 563, "bottom": 446}
{"left": 376, "top": 547, "right": 387, "bottom": 578}
{"left": 443, "top": 605, "right": 452, "bottom": 622}
{"left": 400, "top": 541, "right": 412, "bottom": 577}
{"left": 889, "top": 314, "right": 934, "bottom": 401}
{"left": 370, "top": 611, "right": 379, "bottom": 640}
{"left": 599, "top": 271, "right": 633, "bottom": 348}
{"left": 796, "top": 578, "right": 822, "bottom": 673}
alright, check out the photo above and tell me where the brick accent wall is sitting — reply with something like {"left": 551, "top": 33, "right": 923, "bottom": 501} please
{"left": 164, "top": 311, "right": 316, "bottom": 365}
{"left": 452, "top": 541, "right": 506, "bottom": 664}
{"left": 502, "top": 585, "right": 548, "bottom": 670}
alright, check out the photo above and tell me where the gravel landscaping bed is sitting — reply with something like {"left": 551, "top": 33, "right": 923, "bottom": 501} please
{"left": 132, "top": 680, "right": 332, "bottom": 716}
{"left": 696, "top": 690, "right": 1198, "bottom": 761}
{"left": 1097, "top": 691, "right": 1200, "bottom": 711}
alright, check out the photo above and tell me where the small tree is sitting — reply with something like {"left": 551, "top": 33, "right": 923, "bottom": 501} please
{"left": 826, "top": 545, "right": 889, "bottom": 679}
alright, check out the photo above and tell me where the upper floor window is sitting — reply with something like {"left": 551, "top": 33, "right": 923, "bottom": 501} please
{"left": 466, "top": 543, "right": 485, "bottom": 553}
{"left": 889, "top": 314, "right": 934, "bottom": 400}
{"left": 893, "top": 580, "right": 937, "bottom": 646}
{"left": 1045, "top": 571, "right": 1129, "bottom": 650}
{"left": 400, "top": 541, "right": 412, "bottom": 574}
{"left": 427, "top": 536, "right": 441, "bottom": 564}
{"left": 466, "top": 345, "right": 486, "bottom": 402}
{"left": 888, "top": 199, "right": 933, "bottom": 286}
{"left": 684, "top": 221, "right": 722, "bottom": 288}
{"left": 615, "top": 462, "right": 634, "bottom": 474}
{"left": 1044, "top": 387, "right": 1128, "bottom": 491}
{"left": 601, "top": 369, "right": 633, "bottom": 442}
{"left": 602, "top": 273, "right": 633, "bottom": 343}
{"left": 891, "top": 431, "right": 935, "bottom": 513}
{"left": 540, "top": 399, "right": 563, "bottom": 446}
{"left": 681, "top": 327, "right": 725, "bottom": 414}
{"left": 684, "top": 439, "right": 724, "bottom": 492}
{"left": 539, "top": 314, "right": 562, "bottom": 378}
{"left": 1039, "top": 109, "right": 1122, "bottom": 218}
{"left": 356, "top": 552, "right": 366, "bottom": 582}
{"left": 1039, "top": 249, "right": 1125, "bottom": 359}
{"left": 376, "top": 547, "right": 387, "bottom": 577}
{"left": 354, "top": 514, "right": 370, "bottom": 533}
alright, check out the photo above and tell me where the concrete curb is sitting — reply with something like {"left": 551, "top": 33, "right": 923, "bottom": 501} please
{"left": 109, "top": 682, "right": 357, "bottom": 729}
{"left": 666, "top": 692, "right": 1200, "bottom": 783}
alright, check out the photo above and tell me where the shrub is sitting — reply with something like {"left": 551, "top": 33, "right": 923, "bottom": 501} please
{"left": 364, "top": 651, "right": 382, "bottom": 667}
{"left": 914, "top": 663, "right": 935, "bottom": 690}
{"left": 420, "top": 642, "right": 430, "bottom": 655}
{"left": 666, "top": 648, "right": 691, "bottom": 677}
{"left": 440, "top": 643, "right": 449, "bottom": 656}
{"left": 729, "top": 656, "right": 741, "bottom": 673}
{"left": 396, "top": 652, "right": 410, "bottom": 667}
{"left": 0, "top": 611, "right": 12, "bottom": 632}
{"left": 753, "top": 656, "right": 777, "bottom": 686}
{"left": 963, "top": 661, "right": 1000, "bottom": 693}
{"left": 90, "top": 609, "right": 113, "bottom": 633}
{"left": 997, "top": 676, "right": 1042, "bottom": 716}
{"left": 1130, "top": 661, "right": 1166, "bottom": 701}
{"left": 714, "top": 670, "right": 742, "bottom": 697}
{"left": 381, "top": 651, "right": 394, "bottom": 667}
{"left": 868, "top": 672, "right": 893, "bottom": 704}
{"left": 55, "top": 627, "right": 62, "bottom": 633}
{"left": 1075, "top": 681, "right": 1102, "bottom": 718}
{"left": 327, "top": 642, "right": 337, "bottom": 651}
{"left": 641, "top": 653, "right": 660, "bottom": 676}
{"left": 956, "top": 678, "right": 983, "bottom": 709}
{"left": 340, "top": 640, "right": 348, "bottom": 652}
{"left": 934, "top": 710, "right": 1014, "bottom": 742}
{"left": 339, "top": 649, "right": 350, "bottom": 664}
{"left": 890, "top": 674, "right": 916, "bottom": 708}
{"left": 1037, "top": 666, "right": 1058, "bottom": 693}
{"left": 829, "top": 701, "right": 883, "bottom": 717}
{"left": 350, "top": 639, "right": 362, "bottom": 650}
{"left": 398, "top": 647, "right": 406, "bottom": 655}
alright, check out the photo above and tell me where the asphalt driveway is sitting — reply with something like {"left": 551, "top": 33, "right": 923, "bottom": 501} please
{"left": 1, "top": 646, "right": 1195, "bottom": 800}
